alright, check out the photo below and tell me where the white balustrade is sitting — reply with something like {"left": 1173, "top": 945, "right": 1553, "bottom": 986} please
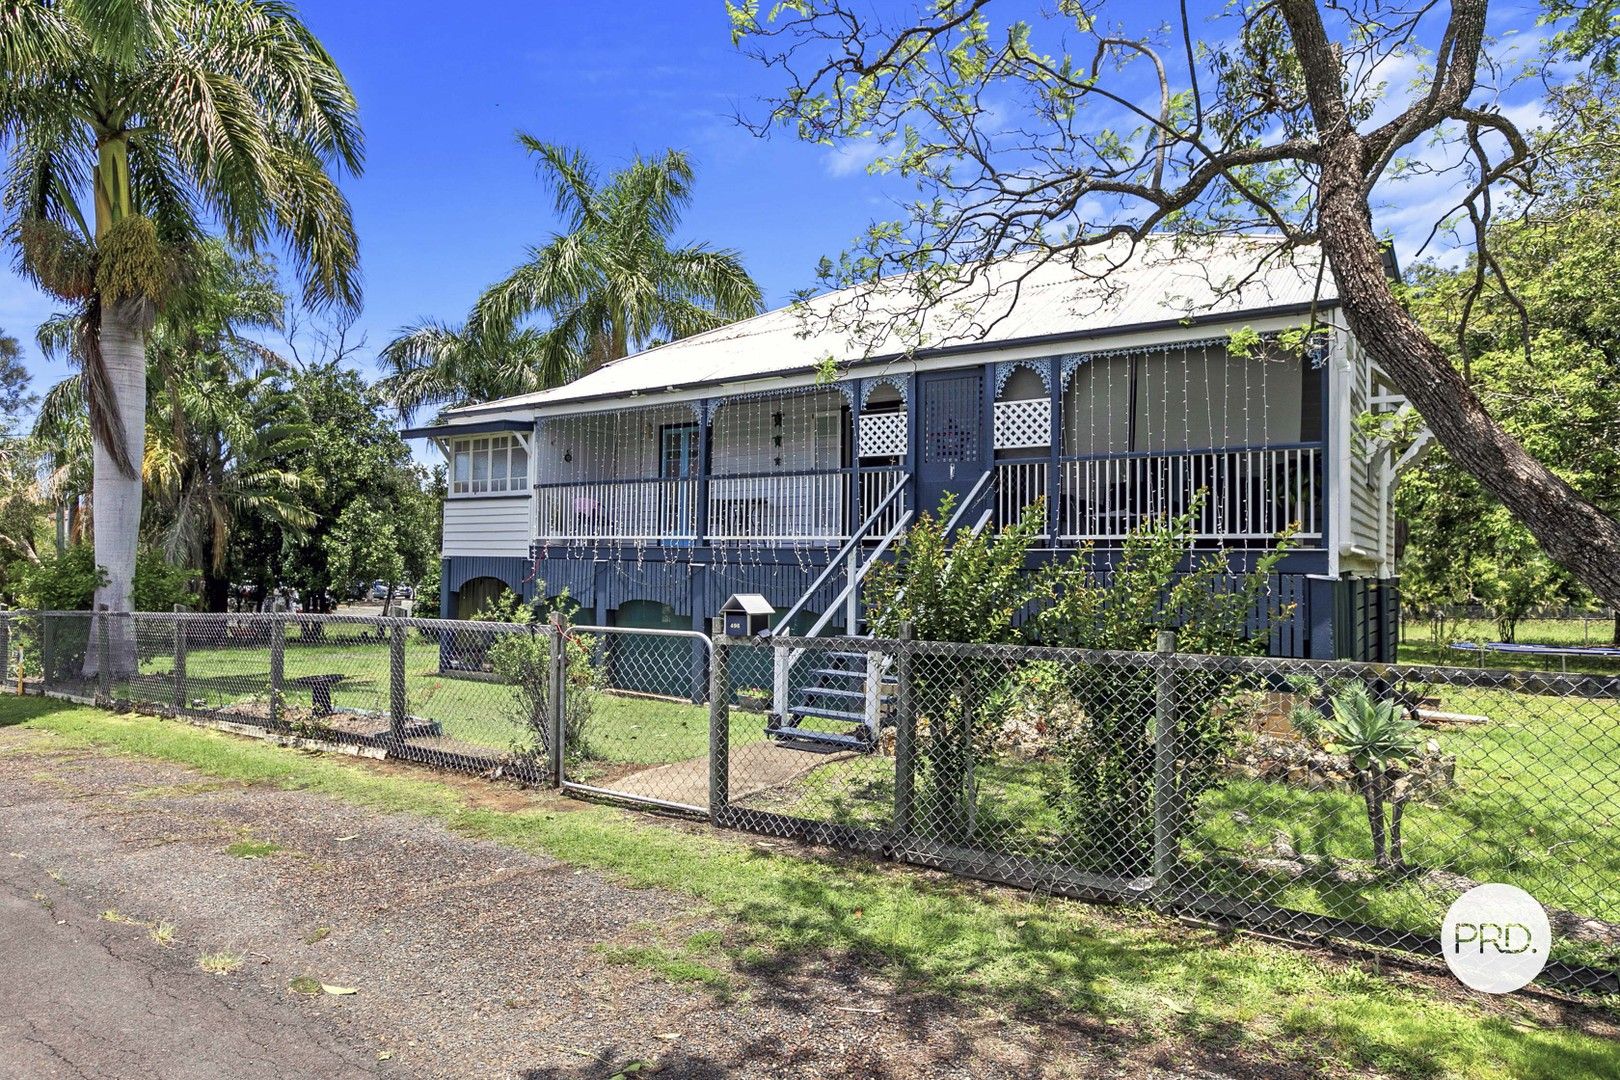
{"left": 707, "top": 472, "right": 847, "bottom": 541}
{"left": 859, "top": 468, "right": 908, "bottom": 537}
{"left": 1058, "top": 446, "right": 1321, "bottom": 541}
{"left": 535, "top": 479, "right": 697, "bottom": 541}
{"left": 993, "top": 460, "right": 1049, "bottom": 528}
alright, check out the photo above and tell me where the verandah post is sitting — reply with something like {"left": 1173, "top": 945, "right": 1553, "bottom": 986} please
{"left": 1152, "top": 629, "right": 1179, "bottom": 891}
{"left": 172, "top": 604, "right": 188, "bottom": 710}
{"left": 547, "top": 610, "right": 566, "bottom": 787}
{"left": 708, "top": 617, "right": 730, "bottom": 821}
{"left": 893, "top": 621, "right": 916, "bottom": 842}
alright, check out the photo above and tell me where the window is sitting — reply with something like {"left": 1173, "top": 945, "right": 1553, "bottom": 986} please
{"left": 449, "top": 434, "right": 528, "bottom": 495}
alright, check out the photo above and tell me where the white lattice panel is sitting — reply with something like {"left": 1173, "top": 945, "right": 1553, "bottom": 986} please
{"left": 859, "top": 411, "right": 908, "bottom": 457}
{"left": 994, "top": 397, "right": 1051, "bottom": 449}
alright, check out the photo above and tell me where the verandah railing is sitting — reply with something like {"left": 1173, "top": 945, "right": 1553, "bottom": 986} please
{"left": 535, "top": 476, "right": 699, "bottom": 542}
{"left": 535, "top": 467, "right": 910, "bottom": 545}
{"left": 1052, "top": 443, "right": 1323, "bottom": 542}
{"left": 533, "top": 447, "right": 1320, "bottom": 546}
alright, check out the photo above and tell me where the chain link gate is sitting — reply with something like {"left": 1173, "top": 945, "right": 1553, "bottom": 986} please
{"left": 555, "top": 624, "right": 714, "bottom": 814}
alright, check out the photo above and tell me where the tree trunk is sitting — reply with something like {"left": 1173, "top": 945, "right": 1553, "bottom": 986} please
{"left": 1387, "top": 770, "right": 1407, "bottom": 870}
{"left": 203, "top": 574, "right": 231, "bottom": 614}
{"left": 87, "top": 298, "right": 148, "bottom": 676}
{"left": 1316, "top": 139, "right": 1620, "bottom": 607}
{"left": 1359, "top": 769, "right": 1387, "bottom": 867}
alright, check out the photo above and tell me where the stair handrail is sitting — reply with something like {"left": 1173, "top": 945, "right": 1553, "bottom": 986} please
{"left": 765, "top": 476, "right": 908, "bottom": 637}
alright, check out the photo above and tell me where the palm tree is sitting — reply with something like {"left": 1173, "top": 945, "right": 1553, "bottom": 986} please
{"left": 0, "top": 1, "right": 361, "bottom": 665}
{"left": 377, "top": 318, "right": 568, "bottom": 422}
{"left": 381, "top": 140, "right": 762, "bottom": 417}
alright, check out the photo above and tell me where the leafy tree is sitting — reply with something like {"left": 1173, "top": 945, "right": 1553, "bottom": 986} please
{"left": 0, "top": 0, "right": 363, "bottom": 649}
{"left": 377, "top": 318, "right": 570, "bottom": 422}
{"left": 865, "top": 493, "right": 1289, "bottom": 869}
{"left": 13, "top": 543, "right": 194, "bottom": 611}
{"left": 732, "top": 0, "right": 1620, "bottom": 607}
{"left": 381, "top": 140, "right": 764, "bottom": 416}
{"left": 1033, "top": 514, "right": 1292, "bottom": 873}
{"left": 235, "top": 365, "right": 437, "bottom": 610}
{"left": 36, "top": 244, "right": 314, "bottom": 613}
{"left": 1397, "top": 81, "right": 1620, "bottom": 641}
{"left": 0, "top": 326, "right": 36, "bottom": 423}
{"left": 863, "top": 497, "right": 1049, "bottom": 834}
{"left": 322, "top": 502, "right": 404, "bottom": 604}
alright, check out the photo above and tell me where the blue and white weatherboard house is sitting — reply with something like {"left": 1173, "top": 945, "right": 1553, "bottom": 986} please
{"left": 405, "top": 237, "right": 1407, "bottom": 743}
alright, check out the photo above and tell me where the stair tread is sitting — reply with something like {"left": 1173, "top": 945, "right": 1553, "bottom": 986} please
{"left": 766, "top": 727, "right": 869, "bottom": 753}
{"left": 808, "top": 668, "right": 898, "bottom": 682}
{"left": 800, "top": 686, "right": 866, "bottom": 700}
{"left": 791, "top": 704, "right": 870, "bottom": 723}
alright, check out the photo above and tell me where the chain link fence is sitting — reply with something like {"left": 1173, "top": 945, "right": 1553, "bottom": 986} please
{"left": 711, "top": 632, "right": 1620, "bottom": 996}
{"left": 0, "top": 608, "right": 564, "bottom": 784}
{"left": 4, "top": 608, "right": 1616, "bottom": 995}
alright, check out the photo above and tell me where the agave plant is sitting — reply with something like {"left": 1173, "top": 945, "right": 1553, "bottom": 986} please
{"left": 1305, "top": 683, "right": 1423, "bottom": 870}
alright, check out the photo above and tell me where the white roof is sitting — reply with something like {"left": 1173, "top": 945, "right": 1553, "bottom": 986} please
{"left": 450, "top": 235, "right": 1336, "bottom": 417}
{"left": 721, "top": 593, "right": 776, "bottom": 615}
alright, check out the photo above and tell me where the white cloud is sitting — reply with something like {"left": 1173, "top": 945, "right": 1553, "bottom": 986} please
{"left": 822, "top": 138, "right": 890, "bottom": 178}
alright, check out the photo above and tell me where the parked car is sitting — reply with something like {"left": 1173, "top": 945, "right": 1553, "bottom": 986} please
{"left": 368, "top": 581, "right": 389, "bottom": 601}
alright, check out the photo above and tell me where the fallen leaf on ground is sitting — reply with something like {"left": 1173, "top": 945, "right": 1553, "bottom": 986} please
{"left": 321, "top": 984, "right": 358, "bottom": 996}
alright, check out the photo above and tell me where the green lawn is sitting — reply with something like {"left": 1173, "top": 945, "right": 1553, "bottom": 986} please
{"left": 1399, "top": 617, "right": 1620, "bottom": 675}
{"left": 0, "top": 694, "right": 1614, "bottom": 1079}
{"left": 756, "top": 683, "right": 1620, "bottom": 971}
{"left": 114, "top": 629, "right": 747, "bottom": 766}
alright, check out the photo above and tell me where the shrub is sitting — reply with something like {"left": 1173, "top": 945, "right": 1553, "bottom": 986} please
{"left": 1032, "top": 507, "right": 1292, "bottom": 874}
{"left": 474, "top": 588, "right": 601, "bottom": 768}
{"left": 1290, "top": 682, "right": 1422, "bottom": 869}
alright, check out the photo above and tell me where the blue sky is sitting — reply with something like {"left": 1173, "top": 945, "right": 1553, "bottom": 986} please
{"left": 1, "top": 2, "right": 895, "bottom": 401}
{"left": 0, "top": 0, "right": 1555, "bottom": 415}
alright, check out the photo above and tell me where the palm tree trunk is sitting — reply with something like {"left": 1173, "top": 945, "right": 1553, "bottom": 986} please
{"left": 87, "top": 298, "right": 147, "bottom": 676}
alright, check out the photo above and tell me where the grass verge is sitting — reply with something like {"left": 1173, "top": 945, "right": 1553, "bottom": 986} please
{"left": 2, "top": 694, "right": 1615, "bottom": 1080}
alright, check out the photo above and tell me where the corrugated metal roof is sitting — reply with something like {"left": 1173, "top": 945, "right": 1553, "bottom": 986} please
{"left": 449, "top": 235, "right": 1336, "bottom": 417}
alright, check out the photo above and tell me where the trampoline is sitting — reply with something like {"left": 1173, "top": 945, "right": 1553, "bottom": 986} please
{"left": 1449, "top": 641, "right": 1620, "bottom": 671}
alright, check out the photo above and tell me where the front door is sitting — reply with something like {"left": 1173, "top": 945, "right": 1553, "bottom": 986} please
{"left": 659, "top": 422, "right": 700, "bottom": 541}
{"left": 916, "top": 370, "right": 985, "bottom": 518}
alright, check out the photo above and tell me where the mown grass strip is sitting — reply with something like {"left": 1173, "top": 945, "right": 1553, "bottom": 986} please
{"left": 3, "top": 695, "right": 1614, "bottom": 1080}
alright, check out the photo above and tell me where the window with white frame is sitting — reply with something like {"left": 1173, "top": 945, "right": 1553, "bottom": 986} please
{"left": 449, "top": 434, "right": 528, "bottom": 495}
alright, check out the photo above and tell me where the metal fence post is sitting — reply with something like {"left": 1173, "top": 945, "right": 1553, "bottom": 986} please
{"left": 1152, "top": 629, "right": 1179, "bottom": 891}
{"left": 269, "top": 615, "right": 285, "bottom": 727}
{"left": 172, "top": 605, "right": 188, "bottom": 710}
{"left": 96, "top": 604, "right": 111, "bottom": 702}
{"left": 547, "top": 611, "right": 566, "bottom": 787}
{"left": 41, "top": 612, "right": 53, "bottom": 691}
{"left": 708, "top": 617, "right": 729, "bottom": 821}
{"left": 389, "top": 617, "right": 408, "bottom": 740}
{"left": 893, "top": 622, "right": 916, "bottom": 842}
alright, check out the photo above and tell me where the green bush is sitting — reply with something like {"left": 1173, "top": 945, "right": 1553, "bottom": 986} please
{"left": 474, "top": 589, "right": 601, "bottom": 767}
{"left": 12, "top": 545, "right": 197, "bottom": 611}
{"left": 1033, "top": 507, "right": 1291, "bottom": 874}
